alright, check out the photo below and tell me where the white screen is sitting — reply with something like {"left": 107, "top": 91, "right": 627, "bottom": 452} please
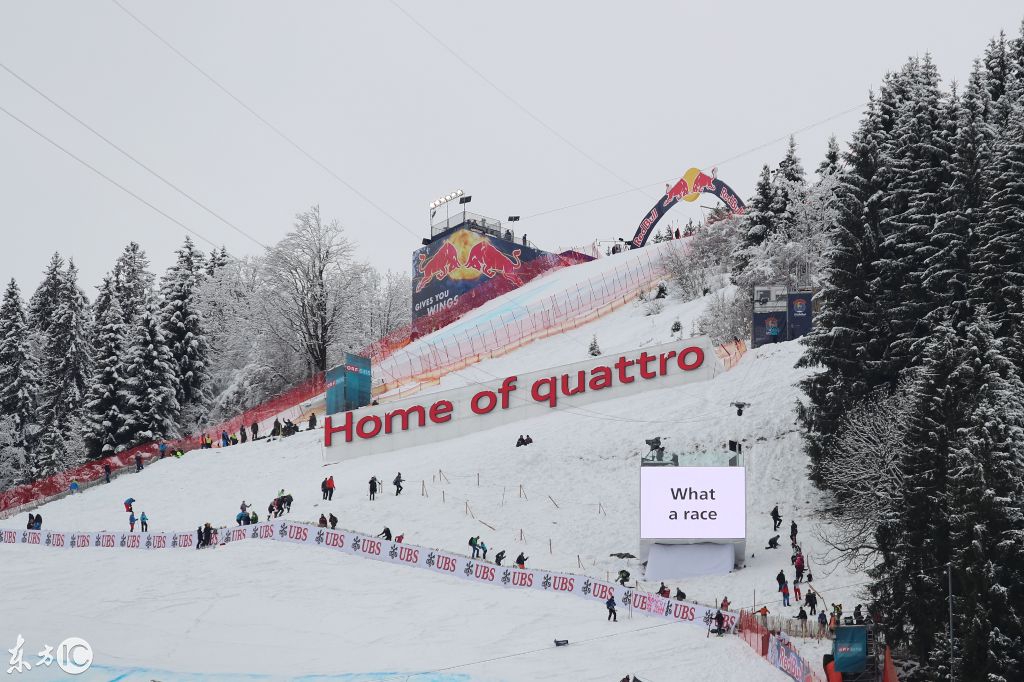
{"left": 640, "top": 467, "right": 746, "bottom": 540}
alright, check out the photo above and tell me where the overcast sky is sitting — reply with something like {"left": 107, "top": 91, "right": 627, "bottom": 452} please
{"left": 2, "top": 1, "right": 1022, "bottom": 297}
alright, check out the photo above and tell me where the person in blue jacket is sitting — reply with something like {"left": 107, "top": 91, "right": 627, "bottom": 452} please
{"left": 124, "top": 498, "right": 135, "bottom": 512}
{"left": 606, "top": 596, "right": 617, "bottom": 622}
{"left": 158, "top": 442, "right": 167, "bottom": 458}
{"left": 69, "top": 480, "right": 79, "bottom": 494}
{"left": 140, "top": 512, "right": 148, "bottom": 532}
{"left": 129, "top": 512, "right": 137, "bottom": 532}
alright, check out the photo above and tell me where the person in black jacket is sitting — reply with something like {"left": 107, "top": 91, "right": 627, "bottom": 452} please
{"left": 606, "top": 596, "right": 617, "bottom": 622}
{"left": 369, "top": 476, "right": 378, "bottom": 501}
{"left": 771, "top": 505, "right": 782, "bottom": 531}
{"left": 104, "top": 463, "right": 112, "bottom": 483}
{"left": 515, "top": 552, "right": 528, "bottom": 568}
{"left": 196, "top": 525, "right": 203, "bottom": 550}
{"left": 329, "top": 513, "right": 338, "bottom": 530}
{"left": 251, "top": 421, "right": 259, "bottom": 440}
{"left": 378, "top": 527, "right": 392, "bottom": 541}
{"left": 494, "top": 550, "right": 506, "bottom": 566}
{"left": 202, "top": 523, "right": 213, "bottom": 548}
{"left": 271, "top": 418, "right": 282, "bottom": 437}
{"left": 308, "top": 413, "right": 317, "bottom": 430}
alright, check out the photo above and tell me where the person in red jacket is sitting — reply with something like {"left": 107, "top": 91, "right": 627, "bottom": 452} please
{"left": 326, "top": 476, "right": 335, "bottom": 501}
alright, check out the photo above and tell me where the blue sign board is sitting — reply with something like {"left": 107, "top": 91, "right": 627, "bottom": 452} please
{"left": 326, "top": 353, "right": 372, "bottom": 416}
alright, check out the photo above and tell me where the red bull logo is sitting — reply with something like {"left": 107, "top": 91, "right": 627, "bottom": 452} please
{"left": 663, "top": 168, "right": 716, "bottom": 207}
{"left": 415, "top": 230, "right": 524, "bottom": 292}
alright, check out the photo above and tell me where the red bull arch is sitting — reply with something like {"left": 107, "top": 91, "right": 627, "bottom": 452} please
{"left": 629, "top": 167, "right": 746, "bottom": 248}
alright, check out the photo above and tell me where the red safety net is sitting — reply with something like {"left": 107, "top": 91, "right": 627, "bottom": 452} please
{"left": 739, "top": 609, "right": 771, "bottom": 657}
{"left": 0, "top": 373, "right": 325, "bottom": 514}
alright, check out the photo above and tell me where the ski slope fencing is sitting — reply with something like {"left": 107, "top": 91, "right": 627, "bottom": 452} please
{"left": 370, "top": 243, "right": 683, "bottom": 397}
{"left": 1, "top": 519, "right": 738, "bottom": 632}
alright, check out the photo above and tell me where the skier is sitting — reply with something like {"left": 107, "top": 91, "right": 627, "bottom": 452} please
{"left": 515, "top": 552, "right": 528, "bottom": 569}
{"left": 606, "top": 596, "right": 618, "bottom": 622}
{"left": 765, "top": 535, "right": 780, "bottom": 549}
{"left": 140, "top": 512, "right": 148, "bottom": 532}
{"left": 369, "top": 476, "right": 378, "bottom": 501}
{"left": 308, "top": 413, "right": 317, "bottom": 430}
{"left": 124, "top": 497, "right": 135, "bottom": 513}
{"left": 479, "top": 539, "right": 488, "bottom": 560}
{"left": 714, "top": 610, "right": 725, "bottom": 636}
{"left": 782, "top": 581, "right": 791, "bottom": 607}
{"left": 393, "top": 472, "right": 404, "bottom": 496}
{"left": 378, "top": 527, "right": 392, "bottom": 541}
{"left": 251, "top": 421, "right": 259, "bottom": 440}
{"left": 326, "top": 476, "right": 335, "bottom": 501}
{"left": 770, "top": 504, "right": 782, "bottom": 531}
{"left": 469, "top": 536, "right": 479, "bottom": 558}
{"left": 318, "top": 514, "right": 328, "bottom": 528}
{"left": 329, "top": 513, "right": 338, "bottom": 530}
{"left": 617, "top": 569, "right": 630, "bottom": 586}
{"left": 104, "top": 463, "right": 112, "bottom": 483}
{"left": 494, "top": 550, "right": 506, "bottom": 566}
{"left": 321, "top": 478, "right": 329, "bottom": 500}
{"left": 129, "top": 512, "right": 137, "bottom": 532}
{"left": 135, "top": 454, "right": 143, "bottom": 472}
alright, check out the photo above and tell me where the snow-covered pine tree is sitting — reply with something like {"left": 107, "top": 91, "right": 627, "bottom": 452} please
{"left": 111, "top": 241, "right": 155, "bottom": 327}
{"left": 588, "top": 335, "right": 601, "bottom": 356}
{"left": 121, "top": 297, "right": 180, "bottom": 447}
{"left": 984, "top": 30, "right": 1012, "bottom": 103}
{"left": 816, "top": 135, "right": 842, "bottom": 179}
{"left": 81, "top": 277, "right": 130, "bottom": 457}
{"left": 0, "top": 279, "right": 39, "bottom": 445}
{"left": 973, "top": 77, "right": 1024, "bottom": 365}
{"left": 924, "top": 67, "right": 992, "bottom": 324}
{"left": 876, "top": 54, "right": 953, "bottom": 377}
{"left": 798, "top": 94, "right": 892, "bottom": 480}
{"left": 160, "top": 237, "right": 210, "bottom": 416}
{"left": 939, "top": 315, "right": 1024, "bottom": 681}
{"left": 1012, "top": 18, "right": 1024, "bottom": 82}
{"left": 732, "top": 164, "right": 776, "bottom": 278}
{"left": 27, "top": 252, "right": 65, "bottom": 353}
{"left": 39, "top": 260, "right": 90, "bottom": 428}
{"left": 206, "top": 246, "right": 229, "bottom": 278}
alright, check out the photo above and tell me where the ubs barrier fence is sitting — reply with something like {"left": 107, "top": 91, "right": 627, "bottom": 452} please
{"left": 1, "top": 519, "right": 738, "bottom": 634}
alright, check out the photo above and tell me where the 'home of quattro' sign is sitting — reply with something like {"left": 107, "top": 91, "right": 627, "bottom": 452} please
{"left": 324, "top": 345, "right": 706, "bottom": 446}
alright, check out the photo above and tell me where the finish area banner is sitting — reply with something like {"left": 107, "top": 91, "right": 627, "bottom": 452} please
{"left": 1, "top": 522, "right": 737, "bottom": 632}
{"left": 630, "top": 168, "right": 746, "bottom": 248}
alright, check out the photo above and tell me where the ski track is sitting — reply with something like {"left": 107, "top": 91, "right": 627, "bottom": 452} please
{"left": 1, "top": 289, "right": 850, "bottom": 679}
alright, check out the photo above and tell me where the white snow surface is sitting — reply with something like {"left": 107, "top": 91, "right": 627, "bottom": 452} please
{"left": 1, "top": 288, "right": 857, "bottom": 680}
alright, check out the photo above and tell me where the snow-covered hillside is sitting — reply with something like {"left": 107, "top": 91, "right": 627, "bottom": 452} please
{"left": 1, "top": 284, "right": 859, "bottom": 679}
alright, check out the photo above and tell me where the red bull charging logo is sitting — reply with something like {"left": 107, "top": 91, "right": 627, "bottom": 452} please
{"left": 416, "top": 230, "right": 523, "bottom": 293}
{"left": 663, "top": 167, "right": 717, "bottom": 207}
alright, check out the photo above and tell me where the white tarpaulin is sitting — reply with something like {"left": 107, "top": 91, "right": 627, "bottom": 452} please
{"left": 644, "top": 542, "right": 735, "bottom": 580}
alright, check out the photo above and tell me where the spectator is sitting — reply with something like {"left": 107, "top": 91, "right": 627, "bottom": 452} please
{"left": 395, "top": 533, "right": 404, "bottom": 543}
{"left": 159, "top": 442, "right": 167, "bottom": 458}
{"left": 129, "top": 512, "right": 137, "bottom": 532}
{"left": 26, "top": 513, "right": 35, "bottom": 530}
{"left": 794, "top": 583, "right": 802, "bottom": 603}
{"left": 817, "top": 611, "right": 827, "bottom": 638}
{"left": 369, "top": 476, "right": 378, "bottom": 501}
{"left": 33, "top": 514, "right": 41, "bottom": 529}
{"left": 797, "top": 607, "right": 809, "bottom": 636}
{"left": 326, "top": 476, "right": 335, "bottom": 501}
{"left": 805, "top": 590, "right": 817, "bottom": 615}
{"left": 469, "top": 536, "right": 480, "bottom": 559}
{"left": 782, "top": 581, "right": 791, "bottom": 607}
{"left": 617, "top": 570, "right": 630, "bottom": 586}
{"left": 251, "top": 422, "right": 259, "bottom": 440}
{"left": 240, "top": 425, "right": 248, "bottom": 443}
{"left": 196, "top": 525, "right": 203, "bottom": 549}
{"left": 221, "top": 430, "right": 230, "bottom": 447}
{"left": 272, "top": 418, "right": 282, "bottom": 437}
{"left": 494, "top": 550, "right": 506, "bottom": 566}
{"left": 759, "top": 605, "right": 770, "bottom": 625}
{"left": 250, "top": 511, "right": 258, "bottom": 524}
{"left": 721, "top": 597, "right": 731, "bottom": 611}
{"left": 318, "top": 514, "right": 328, "bottom": 528}
{"left": 135, "top": 454, "right": 143, "bottom": 472}
{"left": 378, "top": 527, "right": 392, "bottom": 541}
{"left": 606, "top": 596, "right": 617, "bottom": 622}
{"left": 675, "top": 588, "right": 686, "bottom": 601}
{"left": 308, "top": 413, "right": 317, "bottom": 430}
{"left": 69, "top": 480, "right": 79, "bottom": 494}
{"left": 479, "top": 539, "right": 488, "bottom": 560}
{"left": 766, "top": 535, "right": 780, "bottom": 549}
{"left": 329, "top": 513, "right": 338, "bottom": 530}
{"left": 321, "top": 478, "right": 329, "bottom": 500}
{"left": 714, "top": 610, "right": 725, "bottom": 636}
{"left": 770, "top": 505, "right": 782, "bottom": 531}
{"left": 515, "top": 552, "right": 528, "bottom": 569}
{"left": 104, "top": 463, "right": 112, "bottom": 483}
{"left": 658, "top": 582, "right": 670, "bottom": 598}
{"left": 124, "top": 497, "right": 135, "bottom": 513}
{"left": 140, "top": 512, "right": 148, "bottom": 532}
{"left": 202, "top": 523, "right": 213, "bottom": 548}
{"left": 393, "top": 472, "right": 404, "bottom": 496}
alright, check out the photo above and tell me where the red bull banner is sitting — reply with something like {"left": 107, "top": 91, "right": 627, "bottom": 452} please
{"left": 630, "top": 167, "right": 746, "bottom": 248}
{"left": 412, "top": 229, "right": 561, "bottom": 336}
